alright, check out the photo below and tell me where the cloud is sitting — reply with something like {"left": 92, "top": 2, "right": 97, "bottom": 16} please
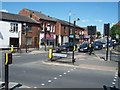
{"left": 0, "top": 9, "right": 8, "bottom": 12}
{"left": 81, "top": 19, "right": 89, "bottom": 23}
{"left": 95, "top": 19, "right": 103, "bottom": 22}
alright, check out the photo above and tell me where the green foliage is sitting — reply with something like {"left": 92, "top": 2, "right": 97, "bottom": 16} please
{"left": 110, "top": 25, "right": 120, "bottom": 40}
{"left": 96, "top": 31, "right": 101, "bottom": 39}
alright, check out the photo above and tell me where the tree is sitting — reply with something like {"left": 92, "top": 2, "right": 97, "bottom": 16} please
{"left": 110, "top": 25, "right": 120, "bottom": 41}
{"left": 96, "top": 31, "right": 101, "bottom": 39}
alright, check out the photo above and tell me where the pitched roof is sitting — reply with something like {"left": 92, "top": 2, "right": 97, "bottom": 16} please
{"left": 26, "top": 8, "right": 57, "bottom": 22}
{"left": 0, "top": 11, "right": 39, "bottom": 24}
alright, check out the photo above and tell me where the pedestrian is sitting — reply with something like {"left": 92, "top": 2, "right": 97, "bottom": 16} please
{"left": 88, "top": 42, "right": 94, "bottom": 55}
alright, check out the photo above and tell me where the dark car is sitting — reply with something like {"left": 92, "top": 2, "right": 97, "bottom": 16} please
{"left": 78, "top": 42, "right": 89, "bottom": 52}
{"left": 93, "top": 41, "right": 103, "bottom": 50}
{"left": 56, "top": 42, "right": 77, "bottom": 52}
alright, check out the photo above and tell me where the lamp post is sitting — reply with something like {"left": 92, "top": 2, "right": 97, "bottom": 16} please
{"left": 23, "top": 23, "right": 28, "bottom": 53}
{"left": 69, "top": 11, "right": 71, "bottom": 42}
{"left": 72, "top": 18, "right": 80, "bottom": 64}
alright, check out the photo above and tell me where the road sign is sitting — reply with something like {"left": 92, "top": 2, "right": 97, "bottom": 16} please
{"left": 53, "top": 53, "right": 67, "bottom": 58}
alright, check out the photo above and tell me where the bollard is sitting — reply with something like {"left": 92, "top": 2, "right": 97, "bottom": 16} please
{"left": 48, "top": 48, "right": 53, "bottom": 61}
{"left": 10, "top": 45, "right": 14, "bottom": 53}
{"left": 73, "top": 45, "right": 76, "bottom": 51}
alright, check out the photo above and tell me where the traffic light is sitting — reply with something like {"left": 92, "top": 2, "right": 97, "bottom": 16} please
{"left": 22, "top": 23, "right": 26, "bottom": 34}
{"left": 87, "top": 26, "right": 96, "bottom": 35}
{"left": 104, "top": 23, "right": 110, "bottom": 36}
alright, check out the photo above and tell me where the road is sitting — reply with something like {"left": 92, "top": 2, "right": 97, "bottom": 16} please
{"left": 0, "top": 49, "right": 119, "bottom": 89}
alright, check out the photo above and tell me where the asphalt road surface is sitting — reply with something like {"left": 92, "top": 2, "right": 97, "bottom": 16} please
{"left": 0, "top": 50, "right": 119, "bottom": 89}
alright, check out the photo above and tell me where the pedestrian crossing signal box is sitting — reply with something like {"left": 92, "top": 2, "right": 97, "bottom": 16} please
{"left": 5, "top": 53, "right": 12, "bottom": 65}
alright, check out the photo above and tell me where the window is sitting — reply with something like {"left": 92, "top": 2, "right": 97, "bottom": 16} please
{"left": 64, "top": 26, "right": 66, "bottom": 34}
{"left": 10, "top": 23, "right": 18, "bottom": 33}
{"left": 27, "top": 25, "right": 32, "bottom": 32}
{"left": 26, "top": 37, "right": 32, "bottom": 45}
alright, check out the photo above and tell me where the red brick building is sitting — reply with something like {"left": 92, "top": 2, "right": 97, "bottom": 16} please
{"left": 19, "top": 8, "right": 86, "bottom": 47}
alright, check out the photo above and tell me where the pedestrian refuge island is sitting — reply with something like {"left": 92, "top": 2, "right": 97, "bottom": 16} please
{"left": 48, "top": 48, "right": 68, "bottom": 61}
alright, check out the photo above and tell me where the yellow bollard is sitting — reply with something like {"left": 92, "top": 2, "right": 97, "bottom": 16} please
{"left": 73, "top": 46, "right": 76, "bottom": 51}
{"left": 105, "top": 48, "right": 107, "bottom": 51}
{"left": 5, "top": 53, "right": 8, "bottom": 65}
{"left": 48, "top": 48, "right": 53, "bottom": 60}
{"left": 10, "top": 45, "right": 14, "bottom": 53}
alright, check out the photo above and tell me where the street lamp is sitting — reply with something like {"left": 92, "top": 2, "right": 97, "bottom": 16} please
{"left": 72, "top": 18, "right": 80, "bottom": 64}
{"left": 69, "top": 11, "right": 71, "bottom": 42}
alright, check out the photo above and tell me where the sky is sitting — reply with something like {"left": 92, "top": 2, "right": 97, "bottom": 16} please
{"left": 0, "top": 2, "right": 118, "bottom": 34}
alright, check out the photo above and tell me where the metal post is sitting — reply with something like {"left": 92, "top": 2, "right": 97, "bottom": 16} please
{"left": 26, "top": 28, "right": 27, "bottom": 53}
{"left": 44, "top": 26, "right": 47, "bottom": 51}
{"left": 5, "top": 64, "right": 9, "bottom": 90}
{"left": 106, "top": 23, "right": 110, "bottom": 61}
{"left": 72, "top": 20, "right": 76, "bottom": 64}
{"left": 69, "top": 12, "right": 71, "bottom": 42}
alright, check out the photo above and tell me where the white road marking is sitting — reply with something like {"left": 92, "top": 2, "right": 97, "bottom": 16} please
{"left": 41, "top": 83, "right": 45, "bottom": 86}
{"left": 48, "top": 80, "right": 52, "bottom": 83}
{"left": 59, "top": 75, "right": 62, "bottom": 77}
{"left": 54, "top": 77, "right": 57, "bottom": 80}
{"left": 14, "top": 56, "right": 21, "bottom": 57}
{"left": 74, "top": 67, "right": 76, "bottom": 69}
{"left": 114, "top": 77, "right": 117, "bottom": 79}
{"left": 67, "top": 71, "right": 70, "bottom": 72}
{"left": 112, "top": 82, "right": 115, "bottom": 85}
{"left": 34, "top": 87, "right": 37, "bottom": 88}
{"left": 115, "top": 74, "right": 118, "bottom": 77}
{"left": 113, "top": 79, "right": 116, "bottom": 82}
{"left": 71, "top": 69, "right": 73, "bottom": 71}
{"left": 111, "top": 86, "right": 113, "bottom": 87}
{"left": 64, "top": 73, "right": 66, "bottom": 75}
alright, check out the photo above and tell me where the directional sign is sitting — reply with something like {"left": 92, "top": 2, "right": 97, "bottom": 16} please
{"left": 53, "top": 53, "right": 67, "bottom": 58}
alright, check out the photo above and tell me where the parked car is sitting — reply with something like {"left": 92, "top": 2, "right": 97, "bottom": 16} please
{"left": 93, "top": 41, "right": 103, "bottom": 50}
{"left": 55, "top": 42, "right": 77, "bottom": 52}
{"left": 78, "top": 42, "right": 89, "bottom": 52}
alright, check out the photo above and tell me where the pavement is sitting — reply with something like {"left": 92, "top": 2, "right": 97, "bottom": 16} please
{"left": 0, "top": 81, "right": 30, "bottom": 89}
{"left": 42, "top": 51, "right": 118, "bottom": 72}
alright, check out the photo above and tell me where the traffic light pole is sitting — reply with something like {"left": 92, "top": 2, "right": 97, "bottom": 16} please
{"left": 44, "top": 27, "right": 47, "bottom": 51}
{"left": 72, "top": 20, "right": 76, "bottom": 64}
{"left": 5, "top": 64, "right": 9, "bottom": 90}
{"left": 105, "top": 23, "right": 110, "bottom": 61}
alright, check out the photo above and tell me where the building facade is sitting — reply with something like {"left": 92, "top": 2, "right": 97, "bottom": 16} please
{"left": 0, "top": 11, "right": 40, "bottom": 49}
{"left": 19, "top": 8, "right": 86, "bottom": 47}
